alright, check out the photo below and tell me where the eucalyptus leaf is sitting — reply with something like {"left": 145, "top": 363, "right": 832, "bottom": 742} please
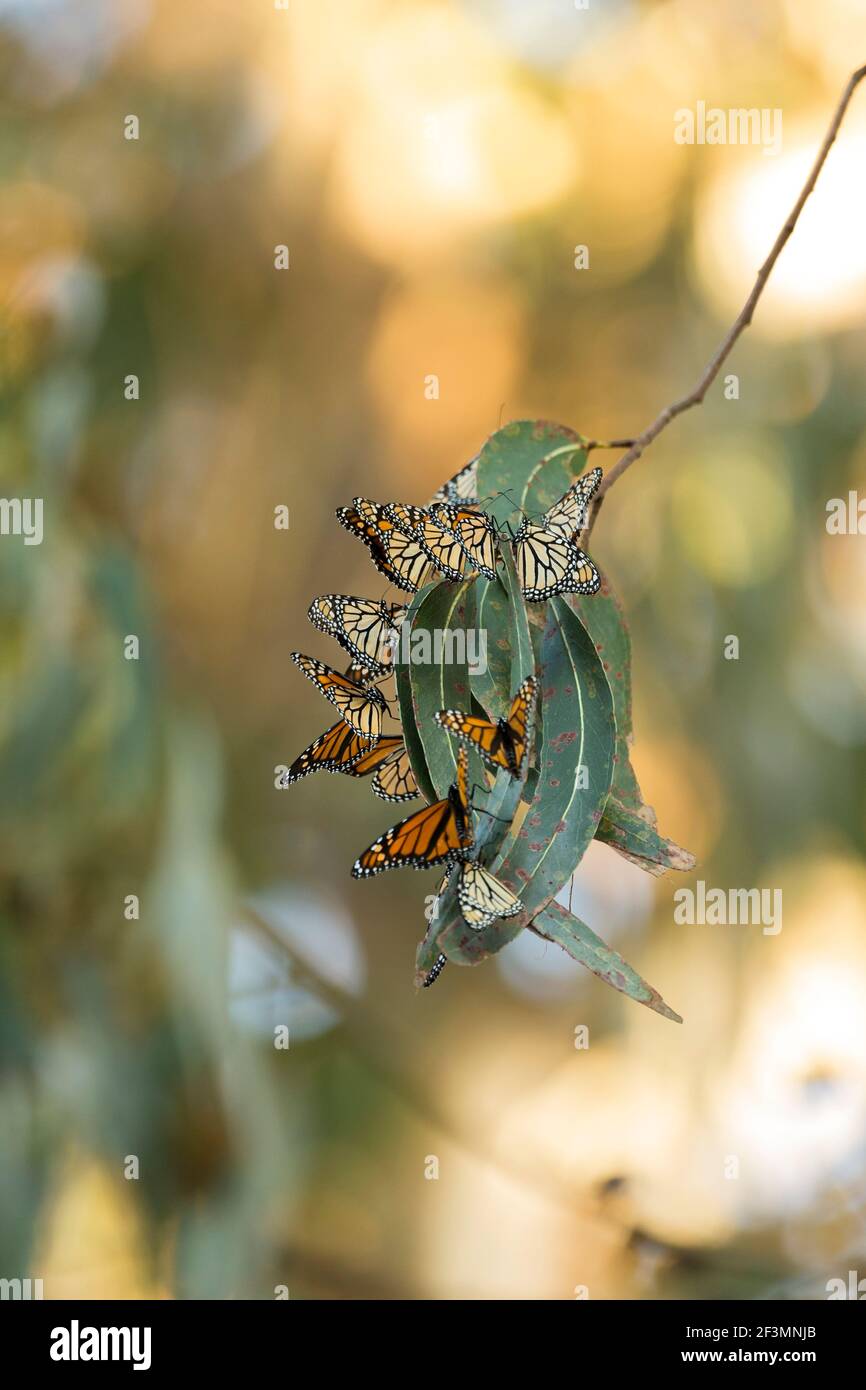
{"left": 469, "top": 575, "right": 512, "bottom": 721}
{"left": 416, "top": 548, "right": 536, "bottom": 974}
{"left": 567, "top": 576, "right": 641, "bottom": 810}
{"left": 531, "top": 899, "right": 683, "bottom": 1023}
{"left": 394, "top": 581, "right": 439, "bottom": 806}
{"left": 404, "top": 577, "right": 479, "bottom": 800}
{"left": 429, "top": 586, "right": 615, "bottom": 967}
{"left": 475, "top": 419, "right": 587, "bottom": 532}
{"left": 597, "top": 795, "right": 696, "bottom": 876}
{"left": 403, "top": 419, "right": 690, "bottom": 1016}
{"left": 567, "top": 573, "right": 694, "bottom": 872}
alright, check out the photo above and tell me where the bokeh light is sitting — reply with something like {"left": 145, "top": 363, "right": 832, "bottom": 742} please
{"left": 694, "top": 114, "right": 866, "bottom": 337}
{"left": 2, "top": 0, "right": 865, "bottom": 1304}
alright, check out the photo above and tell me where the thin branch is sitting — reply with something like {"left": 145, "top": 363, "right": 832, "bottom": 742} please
{"left": 584, "top": 437, "right": 636, "bottom": 452}
{"left": 595, "top": 64, "right": 866, "bottom": 505}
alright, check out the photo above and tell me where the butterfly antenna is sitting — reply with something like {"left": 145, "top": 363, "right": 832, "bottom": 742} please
{"left": 478, "top": 485, "right": 519, "bottom": 510}
{"left": 423, "top": 954, "right": 447, "bottom": 988}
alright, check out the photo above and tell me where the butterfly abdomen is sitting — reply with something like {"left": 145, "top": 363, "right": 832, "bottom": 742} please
{"left": 448, "top": 781, "right": 472, "bottom": 852}
{"left": 423, "top": 954, "right": 447, "bottom": 988}
{"left": 495, "top": 719, "right": 521, "bottom": 775}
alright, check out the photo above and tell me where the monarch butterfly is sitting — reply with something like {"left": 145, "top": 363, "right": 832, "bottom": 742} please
{"left": 352, "top": 747, "right": 473, "bottom": 876}
{"left": 291, "top": 652, "right": 386, "bottom": 743}
{"left": 282, "top": 726, "right": 417, "bottom": 802}
{"left": 428, "top": 502, "right": 498, "bottom": 581}
{"left": 344, "top": 661, "right": 379, "bottom": 687}
{"left": 435, "top": 675, "right": 537, "bottom": 777}
{"left": 457, "top": 860, "right": 522, "bottom": 930}
{"left": 280, "top": 720, "right": 370, "bottom": 785}
{"left": 512, "top": 468, "right": 602, "bottom": 602}
{"left": 531, "top": 467, "right": 602, "bottom": 538}
{"left": 430, "top": 457, "right": 479, "bottom": 506}
{"left": 514, "top": 529, "right": 599, "bottom": 602}
{"left": 308, "top": 595, "right": 406, "bottom": 675}
{"left": 379, "top": 501, "right": 471, "bottom": 582}
{"left": 384, "top": 502, "right": 428, "bottom": 536}
{"left": 414, "top": 509, "right": 475, "bottom": 582}
{"left": 336, "top": 501, "right": 431, "bottom": 593}
{"left": 380, "top": 500, "right": 481, "bottom": 584}
{"left": 346, "top": 736, "right": 419, "bottom": 802}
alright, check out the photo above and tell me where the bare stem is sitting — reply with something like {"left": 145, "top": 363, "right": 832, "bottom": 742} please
{"left": 585, "top": 437, "right": 636, "bottom": 452}
{"left": 596, "top": 64, "right": 866, "bottom": 504}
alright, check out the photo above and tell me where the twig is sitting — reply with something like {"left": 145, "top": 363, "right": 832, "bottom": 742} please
{"left": 595, "top": 64, "right": 866, "bottom": 507}
{"left": 584, "top": 437, "right": 636, "bottom": 452}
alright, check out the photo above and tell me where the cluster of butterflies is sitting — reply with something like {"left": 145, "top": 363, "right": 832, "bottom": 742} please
{"left": 337, "top": 457, "right": 603, "bottom": 602}
{"left": 282, "top": 458, "right": 602, "bottom": 986}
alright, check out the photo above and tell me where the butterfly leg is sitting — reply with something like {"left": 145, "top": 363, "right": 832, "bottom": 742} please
{"left": 469, "top": 786, "right": 512, "bottom": 826}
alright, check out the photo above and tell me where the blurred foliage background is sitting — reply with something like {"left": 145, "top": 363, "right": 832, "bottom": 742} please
{"left": 1, "top": 0, "right": 866, "bottom": 1300}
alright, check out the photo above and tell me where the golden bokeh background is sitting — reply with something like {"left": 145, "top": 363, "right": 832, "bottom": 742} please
{"left": 2, "top": 0, "right": 865, "bottom": 1300}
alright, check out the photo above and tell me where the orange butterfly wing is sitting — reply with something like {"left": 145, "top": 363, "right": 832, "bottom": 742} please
{"left": 435, "top": 677, "right": 537, "bottom": 776}
{"left": 292, "top": 652, "right": 384, "bottom": 742}
{"left": 352, "top": 749, "right": 471, "bottom": 875}
{"left": 281, "top": 721, "right": 369, "bottom": 784}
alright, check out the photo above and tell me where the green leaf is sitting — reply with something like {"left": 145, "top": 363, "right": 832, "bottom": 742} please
{"left": 469, "top": 576, "right": 512, "bottom": 721}
{"left": 407, "top": 418, "right": 691, "bottom": 1013}
{"left": 566, "top": 576, "right": 640, "bottom": 810}
{"left": 532, "top": 900, "right": 683, "bottom": 1023}
{"left": 566, "top": 574, "right": 694, "bottom": 873}
{"left": 476, "top": 419, "right": 587, "bottom": 533}
{"left": 393, "top": 582, "right": 438, "bottom": 806}
{"left": 403, "top": 577, "right": 479, "bottom": 800}
{"left": 430, "top": 586, "right": 616, "bottom": 967}
{"left": 596, "top": 795, "right": 696, "bottom": 876}
{"left": 416, "top": 548, "right": 535, "bottom": 974}
{"left": 500, "top": 595, "right": 615, "bottom": 909}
